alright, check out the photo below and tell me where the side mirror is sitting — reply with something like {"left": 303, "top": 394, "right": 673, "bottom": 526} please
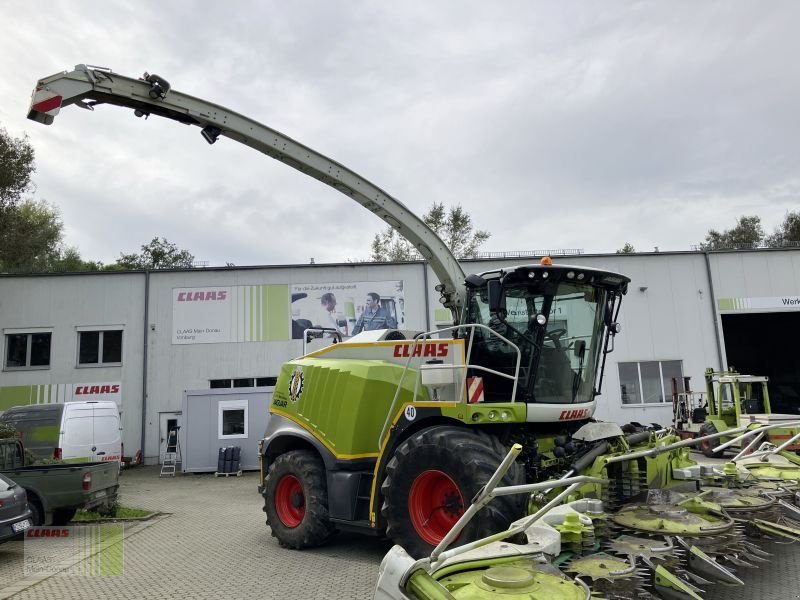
{"left": 574, "top": 340, "right": 586, "bottom": 358}
{"left": 464, "top": 274, "right": 486, "bottom": 289}
{"left": 487, "top": 280, "right": 505, "bottom": 313}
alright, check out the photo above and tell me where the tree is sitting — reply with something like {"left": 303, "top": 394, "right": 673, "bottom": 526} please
{"left": 701, "top": 215, "right": 764, "bottom": 250}
{"left": 765, "top": 210, "right": 800, "bottom": 248}
{"left": 0, "top": 126, "right": 35, "bottom": 211}
{"left": 371, "top": 203, "right": 491, "bottom": 261}
{"left": 0, "top": 199, "right": 64, "bottom": 271}
{"left": 616, "top": 242, "right": 635, "bottom": 254}
{"left": 116, "top": 237, "right": 195, "bottom": 269}
{"left": 51, "top": 247, "right": 103, "bottom": 272}
{"left": 0, "top": 126, "right": 101, "bottom": 273}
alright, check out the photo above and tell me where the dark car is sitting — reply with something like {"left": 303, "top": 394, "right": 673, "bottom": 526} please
{"left": 0, "top": 472, "right": 32, "bottom": 542}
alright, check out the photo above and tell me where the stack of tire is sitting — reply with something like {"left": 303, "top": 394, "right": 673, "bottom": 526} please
{"left": 217, "top": 446, "right": 241, "bottom": 473}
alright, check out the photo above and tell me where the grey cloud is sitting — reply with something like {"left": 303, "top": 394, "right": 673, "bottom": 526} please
{"left": 1, "top": 1, "right": 798, "bottom": 265}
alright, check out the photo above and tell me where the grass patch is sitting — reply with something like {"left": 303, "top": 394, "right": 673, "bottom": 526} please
{"left": 72, "top": 506, "right": 154, "bottom": 522}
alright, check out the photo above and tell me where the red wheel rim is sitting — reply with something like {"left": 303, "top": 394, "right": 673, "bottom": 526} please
{"left": 408, "top": 470, "right": 464, "bottom": 545}
{"left": 275, "top": 475, "right": 304, "bottom": 528}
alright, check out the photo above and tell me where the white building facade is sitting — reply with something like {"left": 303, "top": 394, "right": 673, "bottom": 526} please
{"left": 2, "top": 248, "right": 799, "bottom": 464}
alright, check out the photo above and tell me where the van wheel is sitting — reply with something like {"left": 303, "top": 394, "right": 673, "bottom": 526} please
{"left": 51, "top": 508, "right": 77, "bottom": 525}
{"left": 263, "top": 450, "right": 336, "bottom": 549}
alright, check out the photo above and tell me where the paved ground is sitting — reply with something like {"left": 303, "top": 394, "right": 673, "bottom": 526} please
{"left": 0, "top": 462, "right": 798, "bottom": 599}
{"left": 0, "top": 467, "right": 392, "bottom": 599}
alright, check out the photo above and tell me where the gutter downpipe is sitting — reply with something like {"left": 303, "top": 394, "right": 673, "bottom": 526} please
{"left": 422, "top": 261, "right": 431, "bottom": 331}
{"left": 140, "top": 269, "right": 150, "bottom": 462}
{"left": 703, "top": 251, "right": 725, "bottom": 369}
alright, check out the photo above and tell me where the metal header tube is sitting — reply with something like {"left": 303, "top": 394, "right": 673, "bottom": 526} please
{"left": 431, "top": 477, "right": 604, "bottom": 566}
{"left": 744, "top": 429, "right": 800, "bottom": 461}
{"left": 714, "top": 421, "right": 800, "bottom": 453}
{"left": 732, "top": 431, "right": 766, "bottom": 462}
{"left": 603, "top": 426, "right": 748, "bottom": 465}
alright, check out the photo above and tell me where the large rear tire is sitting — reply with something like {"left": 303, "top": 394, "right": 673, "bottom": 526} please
{"left": 698, "top": 421, "right": 720, "bottom": 458}
{"left": 380, "top": 426, "right": 525, "bottom": 559}
{"left": 263, "top": 450, "right": 336, "bottom": 549}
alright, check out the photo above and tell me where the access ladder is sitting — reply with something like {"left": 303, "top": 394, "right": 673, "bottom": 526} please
{"left": 160, "top": 429, "right": 181, "bottom": 477}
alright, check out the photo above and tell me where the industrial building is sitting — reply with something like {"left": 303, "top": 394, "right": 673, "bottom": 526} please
{"left": 1, "top": 247, "right": 798, "bottom": 466}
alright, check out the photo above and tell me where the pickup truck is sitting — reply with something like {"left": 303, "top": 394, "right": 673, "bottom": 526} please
{"left": 0, "top": 438, "right": 119, "bottom": 526}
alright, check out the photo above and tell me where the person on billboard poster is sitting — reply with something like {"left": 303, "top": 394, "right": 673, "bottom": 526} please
{"left": 318, "top": 292, "right": 347, "bottom": 336}
{"left": 352, "top": 292, "right": 397, "bottom": 334}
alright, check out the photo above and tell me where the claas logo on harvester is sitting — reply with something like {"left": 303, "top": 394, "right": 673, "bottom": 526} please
{"left": 559, "top": 408, "right": 590, "bottom": 421}
{"left": 392, "top": 343, "right": 449, "bottom": 358}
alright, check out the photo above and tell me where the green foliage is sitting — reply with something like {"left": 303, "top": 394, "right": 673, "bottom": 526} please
{"left": 0, "top": 423, "right": 16, "bottom": 439}
{"left": 701, "top": 215, "right": 765, "bottom": 250}
{"left": 0, "top": 198, "right": 63, "bottom": 271}
{"left": 371, "top": 228, "right": 416, "bottom": 262}
{"left": 73, "top": 504, "right": 152, "bottom": 521}
{"left": 616, "top": 242, "right": 635, "bottom": 254}
{"left": 51, "top": 247, "right": 104, "bottom": 272}
{"left": 115, "top": 236, "right": 195, "bottom": 269}
{"left": 371, "top": 202, "right": 490, "bottom": 261}
{"left": 765, "top": 210, "right": 800, "bottom": 248}
{"left": 0, "top": 126, "right": 100, "bottom": 273}
{"left": 0, "top": 199, "right": 101, "bottom": 273}
{"left": 0, "top": 126, "right": 35, "bottom": 211}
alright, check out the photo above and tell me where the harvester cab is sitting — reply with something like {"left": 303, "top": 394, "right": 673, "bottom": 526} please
{"left": 462, "top": 260, "right": 628, "bottom": 408}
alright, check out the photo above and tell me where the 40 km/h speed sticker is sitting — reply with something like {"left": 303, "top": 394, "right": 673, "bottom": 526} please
{"left": 404, "top": 406, "right": 417, "bottom": 421}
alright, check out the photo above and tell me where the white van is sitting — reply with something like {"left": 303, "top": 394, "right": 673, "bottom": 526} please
{"left": 0, "top": 401, "right": 123, "bottom": 465}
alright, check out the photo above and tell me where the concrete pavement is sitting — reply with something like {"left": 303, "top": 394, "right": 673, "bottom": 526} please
{"left": 0, "top": 462, "right": 798, "bottom": 599}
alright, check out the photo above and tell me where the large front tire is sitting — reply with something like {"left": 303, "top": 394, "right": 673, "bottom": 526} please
{"left": 380, "top": 426, "right": 525, "bottom": 559}
{"left": 263, "top": 450, "right": 336, "bottom": 549}
{"left": 698, "top": 421, "right": 720, "bottom": 458}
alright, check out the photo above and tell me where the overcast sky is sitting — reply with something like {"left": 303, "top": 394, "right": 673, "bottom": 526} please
{"left": 1, "top": 1, "right": 798, "bottom": 267}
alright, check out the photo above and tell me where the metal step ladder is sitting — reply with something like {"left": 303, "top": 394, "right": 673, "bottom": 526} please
{"left": 159, "top": 428, "right": 181, "bottom": 477}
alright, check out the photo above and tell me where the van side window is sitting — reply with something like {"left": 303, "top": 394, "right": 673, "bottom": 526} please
{"left": 4, "top": 332, "right": 52, "bottom": 369}
{"left": 78, "top": 330, "right": 123, "bottom": 366}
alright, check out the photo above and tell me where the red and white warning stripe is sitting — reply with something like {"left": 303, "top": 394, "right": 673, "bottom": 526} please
{"left": 467, "top": 376, "right": 484, "bottom": 404}
{"left": 28, "top": 88, "right": 63, "bottom": 121}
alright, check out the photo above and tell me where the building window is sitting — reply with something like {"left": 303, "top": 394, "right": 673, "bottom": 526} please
{"left": 218, "top": 399, "right": 248, "bottom": 439}
{"left": 619, "top": 360, "right": 683, "bottom": 405}
{"left": 5, "top": 332, "right": 52, "bottom": 369}
{"left": 210, "top": 377, "right": 277, "bottom": 389}
{"left": 78, "top": 330, "right": 123, "bottom": 366}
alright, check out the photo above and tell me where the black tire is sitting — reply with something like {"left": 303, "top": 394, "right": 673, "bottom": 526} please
{"left": 51, "top": 508, "right": 77, "bottom": 526}
{"left": 698, "top": 421, "right": 720, "bottom": 458}
{"left": 380, "top": 425, "right": 525, "bottom": 559}
{"left": 27, "top": 496, "right": 44, "bottom": 526}
{"left": 263, "top": 450, "right": 336, "bottom": 549}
